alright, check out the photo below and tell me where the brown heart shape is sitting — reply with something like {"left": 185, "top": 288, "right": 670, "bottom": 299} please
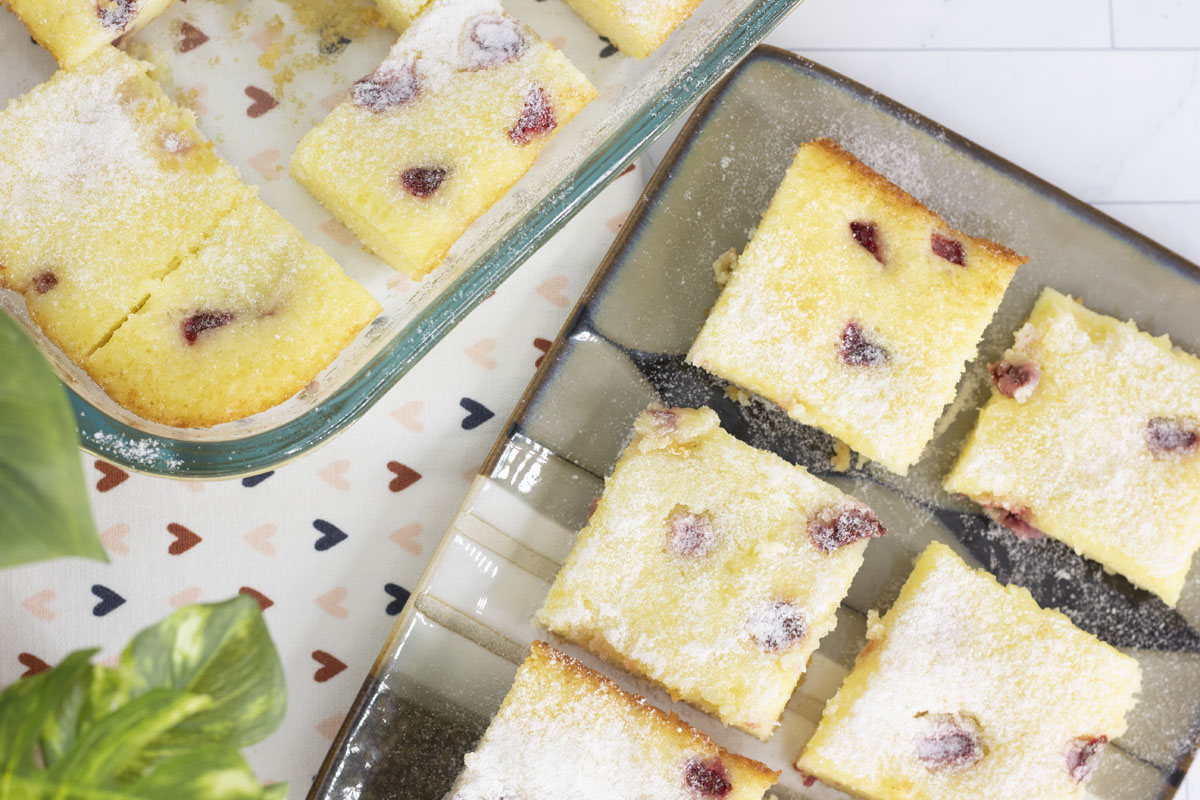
{"left": 533, "top": 337, "right": 552, "bottom": 367}
{"left": 177, "top": 21, "right": 209, "bottom": 53}
{"left": 245, "top": 86, "right": 279, "bottom": 118}
{"left": 387, "top": 461, "right": 421, "bottom": 492}
{"left": 18, "top": 652, "right": 50, "bottom": 678}
{"left": 94, "top": 460, "right": 129, "bottom": 492}
{"left": 238, "top": 586, "right": 274, "bottom": 611}
{"left": 167, "top": 522, "right": 202, "bottom": 555}
{"left": 312, "top": 650, "right": 347, "bottom": 682}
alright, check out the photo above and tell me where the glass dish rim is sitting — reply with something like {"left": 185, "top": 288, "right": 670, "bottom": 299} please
{"left": 60, "top": 0, "right": 802, "bottom": 480}
{"left": 312, "top": 46, "right": 1200, "bottom": 800}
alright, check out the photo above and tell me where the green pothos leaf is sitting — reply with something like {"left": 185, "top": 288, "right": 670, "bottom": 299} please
{"left": 0, "top": 311, "right": 103, "bottom": 568}
{"left": 0, "top": 598, "right": 286, "bottom": 800}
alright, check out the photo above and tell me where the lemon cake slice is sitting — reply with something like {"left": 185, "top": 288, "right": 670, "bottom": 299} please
{"left": 537, "top": 406, "right": 886, "bottom": 740}
{"left": 9, "top": 0, "right": 177, "bottom": 67}
{"left": 0, "top": 46, "right": 249, "bottom": 363}
{"left": 291, "top": 0, "right": 597, "bottom": 279}
{"left": 945, "top": 288, "right": 1200, "bottom": 605}
{"left": 449, "top": 642, "right": 779, "bottom": 800}
{"left": 687, "top": 139, "right": 1027, "bottom": 475}
{"left": 373, "top": 0, "right": 430, "bottom": 31}
{"left": 561, "top": 0, "right": 701, "bottom": 58}
{"left": 796, "top": 542, "right": 1141, "bottom": 799}
{"left": 85, "top": 197, "right": 381, "bottom": 428}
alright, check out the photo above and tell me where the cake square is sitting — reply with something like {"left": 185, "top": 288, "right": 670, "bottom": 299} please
{"left": 291, "top": 0, "right": 597, "bottom": 279}
{"left": 796, "top": 541, "right": 1141, "bottom": 799}
{"left": 84, "top": 196, "right": 381, "bottom": 428}
{"left": 9, "top": 0, "right": 176, "bottom": 67}
{"left": 374, "top": 0, "right": 430, "bottom": 31}
{"left": 537, "top": 405, "right": 886, "bottom": 740}
{"left": 687, "top": 139, "right": 1027, "bottom": 475}
{"left": 944, "top": 288, "right": 1200, "bottom": 605}
{"left": 560, "top": 0, "right": 701, "bottom": 58}
{"left": 0, "top": 46, "right": 250, "bottom": 363}
{"left": 449, "top": 641, "right": 779, "bottom": 800}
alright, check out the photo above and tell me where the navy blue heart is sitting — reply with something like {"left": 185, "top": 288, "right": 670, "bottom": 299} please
{"left": 91, "top": 584, "right": 125, "bottom": 617}
{"left": 459, "top": 397, "right": 494, "bottom": 430}
{"left": 384, "top": 583, "right": 410, "bottom": 616}
{"left": 242, "top": 471, "right": 274, "bottom": 488}
{"left": 313, "top": 519, "right": 348, "bottom": 551}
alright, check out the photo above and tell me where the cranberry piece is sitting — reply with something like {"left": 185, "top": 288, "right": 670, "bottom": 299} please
{"left": 748, "top": 601, "right": 807, "bottom": 652}
{"left": 666, "top": 508, "right": 715, "bottom": 558}
{"left": 915, "top": 713, "right": 983, "bottom": 772}
{"left": 462, "top": 15, "right": 527, "bottom": 70}
{"left": 508, "top": 87, "right": 556, "bottom": 146}
{"left": 989, "top": 358, "right": 1040, "bottom": 400}
{"left": 32, "top": 271, "right": 58, "bottom": 294}
{"left": 181, "top": 311, "right": 233, "bottom": 344}
{"left": 399, "top": 166, "right": 448, "bottom": 198}
{"left": 683, "top": 758, "right": 732, "bottom": 798}
{"left": 839, "top": 322, "right": 888, "bottom": 367}
{"left": 850, "top": 220, "right": 884, "bottom": 264}
{"left": 352, "top": 63, "right": 421, "bottom": 112}
{"left": 1066, "top": 735, "right": 1107, "bottom": 783}
{"left": 984, "top": 503, "right": 1043, "bottom": 540}
{"left": 931, "top": 232, "right": 966, "bottom": 266}
{"left": 586, "top": 496, "right": 600, "bottom": 519}
{"left": 159, "top": 130, "right": 195, "bottom": 156}
{"left": 1145, "top": 417, "right": 1197, "bottom": 455}
{"left": 648, "top": 407, "right": 678, "bottom": 433}
{"left": 97, "top": 0, "right": 137, "bottom": 30}
{"left": 808, "top": 504, "right": 886, "bottom": 553}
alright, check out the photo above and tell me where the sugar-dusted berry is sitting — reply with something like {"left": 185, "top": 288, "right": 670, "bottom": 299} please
{"left": 990, "top": 357, "right": 1040, "bottom": 401}
{"left": 683, "top": 757, "right": 732, "bottom": 798}
{"left": 32, "top": 271, "right": 59, "bottom": 294}
{"left": 666, "top": 507, "right": 716, "bottom": 558}
{"left": 1066, "top": 735, "right": 1108, "bottom": 783}
{"left": 1145, "top": 417, "right": 1197, "bottom": 455}
{"left": 748, "top": 600, "right": 807, "bottom": 652}
{"left": 508, "top": 87, "right": 556, "bottom": 146}
{"left": 915, "top": 712, "right": 984, "bottom": 772}
{"left": 352, "top": 63, "right": 421, "bottom": 112}
{"left": 462, "top": 15, "right": 527, "bottom": 70}
{"left": 809, "top": 504, "right": 886, "bottom": 553}
{"left": 839, "top": 322, "right": 888, "bottom": 367}
{"left": 984, "top": 502, "right": 1043, "bottom": 540}
{"left": 931, "top": 232, "right": 966, "bottom": 266}
{"left": 400, "top": 166, "right": 449, "bottom": 198}
{"left": 97, "top": 0, "right": 137, "bottom": 30}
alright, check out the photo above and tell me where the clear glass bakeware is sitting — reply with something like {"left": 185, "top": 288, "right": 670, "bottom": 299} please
{"left": 309, "top": 47, "right": 1200, "bottom": 800}
{"left": 0, "top": 0, "right": 800, "bottom": 478}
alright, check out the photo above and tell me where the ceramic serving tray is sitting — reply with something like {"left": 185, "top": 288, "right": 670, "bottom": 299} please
{"left": 316, "top": 45, "right": 1200, "bottom": 799}
{"left": 0, "top": 0, "right": 800, "bottom": 478}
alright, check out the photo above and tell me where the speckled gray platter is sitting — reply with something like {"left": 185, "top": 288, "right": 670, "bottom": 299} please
{"left": 310, "top": 47, "right": 1200, "bottom": 800}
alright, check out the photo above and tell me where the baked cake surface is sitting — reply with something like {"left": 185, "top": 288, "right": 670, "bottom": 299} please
{"left": 291, "top": 0, "right": 597, "bottom": 279}
{"left": 85, "top": 197, "right": 381, "bottom": 428}
{"left": 374, "top": 0, "right": 431, "bottom": 31}
{"left": 796, "top": 541, "right": 1141, "bottom": 800}
{"left": 9, "top": 0, "right": 176, "bottom": 66}
{"left": 449, "top": 641, "right": 779, "bottom": 800}
{"left": 945, "top": 288, "right": 1200, "bottom": 605}
{"left": 537, "top": 405, "right": 885, "bottom": 740}
{"left": 687, "top": 139, "right": 1026, "bottom": 475}
{"left": 0, "top": 46, "right": 249, "bottom": 362}
{"left": 561, "top": 0, "right": 701, "bottom": 58}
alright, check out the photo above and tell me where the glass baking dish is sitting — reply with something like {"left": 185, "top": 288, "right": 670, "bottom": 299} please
{"left": 0, "top": 0, "right": 801, "bottom": 478}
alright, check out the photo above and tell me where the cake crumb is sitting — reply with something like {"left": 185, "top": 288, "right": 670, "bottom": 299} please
{"left": 712, "top": 247, "right": 738, "bottom": 286}
{"left": 830, "top": 440, "right": 852, "bottom": 472}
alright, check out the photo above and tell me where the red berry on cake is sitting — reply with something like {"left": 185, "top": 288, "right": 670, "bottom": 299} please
{"left": 1065, "top": 736, "right": 1108, "bottom": 783}
{"left": 915, "top": 713, "right": 984, "bottom": 772}
{"left": 462, "top": 15, "right": 527, "bottom": 69}
{"left": 850, "top": 220, "right": 884, "bottom": 264}
{"left": 666, "top": 508, "right": 716, "bottom": 558}
{"left": 400, "top": 166, "right": 449, "bottom": 198}
{"left": 1145, "top": 417, "right": 1197, "bottom": 455}
{"left": 839, "top": 322, "right": 888, "bottom": 367}
{"left": 808, "top": 504, "right": 886, "bottom": 553}
{"left": 509, "top": 86, "right": 557, "bottom": 145}
{"left": 352, "top": 64, "right": 421, "bottom": 112}
{"left": 931, "top": 232, "right": 966, "bottom": 266}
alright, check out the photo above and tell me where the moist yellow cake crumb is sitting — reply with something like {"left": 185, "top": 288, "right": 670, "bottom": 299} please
{"left": 538, "top": 406, "right": 885, "bottom": 740}
{"left": 449, "top": 642, "right": 779, "bottom": 800}
{"left": 945, "top": 288, "right": 1200, "bottom": 605}
{"left": 85, "top": 197, "right": 381, "bottom": 428}
{"left": 561, "top": 0, "right": 702, "bottom": 58}
{"left": 9, "top": 0, "right": 177, "bottom": 67}
{"left": 291, "top": 0, "right": 597, "bottom": 279}
{"left": 688, "top": 139, "right": 1026, "bottom": 475}
{"left": 796, "top": 541, "right": 1141, "bottom": 799}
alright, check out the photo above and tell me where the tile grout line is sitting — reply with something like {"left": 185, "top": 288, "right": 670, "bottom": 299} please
{"left": 1109, "top": 0, "right": 1117, "bottom": 49}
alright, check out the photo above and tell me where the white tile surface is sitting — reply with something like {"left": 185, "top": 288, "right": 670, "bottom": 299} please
{"left": 1113, "top": 0, "right": 1200, "bottom": 48}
